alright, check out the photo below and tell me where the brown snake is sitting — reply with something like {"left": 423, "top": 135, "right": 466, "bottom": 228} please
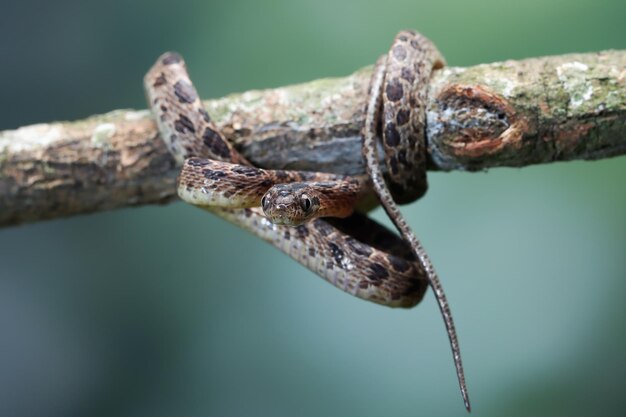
{"left": 144, "top": 30, "right": 469, "bottom": 411}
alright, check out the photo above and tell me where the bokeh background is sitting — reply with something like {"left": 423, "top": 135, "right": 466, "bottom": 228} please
{"left": 1, "top": 1, "right": 625, "bottom": 416}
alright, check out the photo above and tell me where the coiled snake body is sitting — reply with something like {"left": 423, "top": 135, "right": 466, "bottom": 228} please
{"left": 145, "top": 30, "right": 469, "bottom": 410}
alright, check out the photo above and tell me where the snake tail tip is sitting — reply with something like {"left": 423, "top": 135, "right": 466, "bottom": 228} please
{"left": 464, "top": 397, "right": 471, "bottom": 413}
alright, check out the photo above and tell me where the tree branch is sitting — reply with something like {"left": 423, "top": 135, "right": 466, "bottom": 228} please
{"left": 1, "top": 50, "right": 624, "bottom": 227}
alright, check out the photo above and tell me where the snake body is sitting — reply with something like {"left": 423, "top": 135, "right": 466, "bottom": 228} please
{"left": 258, "top": 31, "right": 469, "bottom": 409}
{"left": 145, "top": 52, "right": 427, "bottom": 308}
{"left": 178, "top": 158, "right": 370, "bottom": 225}
{"left": 363, "top": 31, "right": 469, "bottom": 410}
{"left": 144, "top": 30, "right": 469, "bottom": 410}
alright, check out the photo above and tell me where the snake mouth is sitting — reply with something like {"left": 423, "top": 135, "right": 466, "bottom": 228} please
{"left": 267, "top": 216, "right": 300, "bottom": 227}
{"left": 263, "top": 210, "right": 303, "bottom": 227}
{"left": 263, "top": 203, "right": 299, "bottom": 226}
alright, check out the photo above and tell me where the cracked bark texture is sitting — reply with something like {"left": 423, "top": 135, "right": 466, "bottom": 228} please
{"left": 0, "top": 50, "right": 624, "bottom": 227}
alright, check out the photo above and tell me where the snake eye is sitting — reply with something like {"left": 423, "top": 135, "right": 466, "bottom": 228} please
{"left": 300, "top": 194, "right": 312, "bottom": 212}
{"left": 261, "top": 195, "right": 269, "bottom": 211}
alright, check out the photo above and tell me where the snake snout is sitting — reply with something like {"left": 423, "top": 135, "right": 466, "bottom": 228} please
{"left": 273, "top": 205, "right": 288, "bottom": 222}
{"left": 265, "top": 203, "right": 298, "bottom": 226}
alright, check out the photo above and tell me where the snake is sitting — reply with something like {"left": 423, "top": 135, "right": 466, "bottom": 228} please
{"left": 144, "top": 30, "right": 469, "bottom": 411}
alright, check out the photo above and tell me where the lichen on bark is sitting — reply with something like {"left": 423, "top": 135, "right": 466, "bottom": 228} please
{"left": 0, "top": 50, "right": 624, "bottom": 227}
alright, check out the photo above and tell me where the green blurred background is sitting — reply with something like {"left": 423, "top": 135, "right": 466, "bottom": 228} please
{"left": 1, "top": 1, "right": 625, "bottom": 416}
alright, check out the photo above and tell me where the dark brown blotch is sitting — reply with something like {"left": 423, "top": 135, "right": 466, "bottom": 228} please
{"left": 174, "top": 115, "right": 195, "bottom": 134}
{"left": 202, "top": 128, "right": 231, "bottom": 159}
{"left": 187, "top": 158, "right": 211, "bottom": 167}
{"left": 203, "top": 169, "right": 227, "bottom": 180}
{"left": 385, "top": 79, "right": 404, "bottom": 102}
{"left": 388, "top": 255, "right": 410, "bottom": 273}
{"left": 392, "top": 45, "right": 407, "bottom": 61}
{"left": 396, "top": 109, "right": 410, "bottom": 126}
{"left": 296, "top": 225, "right": 310, "bottom": 239}
{"left": 153, "top": 73, "right": 167, "bottom": 87}
{"left": 174, "top": 80, "right": 198, "bottom": 104}
{"left": 368, "top": 262, "right": 389, "bottom": 281}
{"left": 328, "top": 242, "right": 344, "bottom": 266}
{"left": 162, "top": 53, "right": 182, "bottom": 65}
{"left": 384, "top": 122, "right": 401, "bottom": 147}
{"left": 232, "top": 166, "right": 261, "bottom": 177}
{"left": 400, "top": 67, "right": 415, "bottom": 84}
{"left": 345, "top": 237, "right": 373, "bottom": 258}
{"left": 283, "top": 230, "right": 291, "bottom": 240}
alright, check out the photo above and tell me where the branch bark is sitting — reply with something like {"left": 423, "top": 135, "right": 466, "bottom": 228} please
{"left": 1, "top": 50, "right": 624, "bottom": 227}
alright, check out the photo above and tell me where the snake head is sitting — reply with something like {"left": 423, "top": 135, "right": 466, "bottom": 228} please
{"left": 262, "top": 183, "right": 320, "bottom": 226}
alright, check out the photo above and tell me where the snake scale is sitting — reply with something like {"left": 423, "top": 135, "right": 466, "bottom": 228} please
{"left": 145, "top": 30, "right": 470, "bottom": 411}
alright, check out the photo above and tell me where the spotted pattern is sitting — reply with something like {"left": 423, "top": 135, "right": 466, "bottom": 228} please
{"left": 380, "top": 30, "right": 445, "bottom": 204}
{"left": 144, "top": 51, "right": 429, "bottom": 308}
{"left": 174, "top": 80, "right": 198, "bottom": 104}
{"left": 362, "top": 31, "right": 470, "bottom": 410}
{"left": 145, "top": 53, "right": 247, "bottom": 167}
{"left": 174, "top": 115, "right": 195, "bottom": 134}
{"left": 147, "top": 35, "right": 468, "bottom": 412}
